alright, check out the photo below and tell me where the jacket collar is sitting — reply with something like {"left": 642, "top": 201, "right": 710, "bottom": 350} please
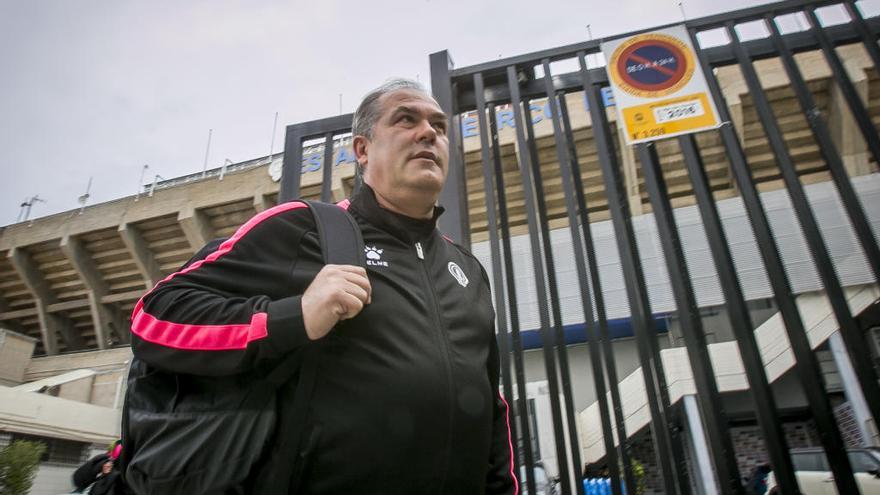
{"left": 348, "top": 184, "right": 444, "bottom": 244}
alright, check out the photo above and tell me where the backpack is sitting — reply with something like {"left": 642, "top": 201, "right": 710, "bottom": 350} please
{"left": 120, "top": 200, "right": 364, "bottom": 495}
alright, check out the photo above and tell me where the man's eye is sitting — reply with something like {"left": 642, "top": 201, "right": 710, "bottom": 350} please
{"left": 398, "top": 115, "right": 414, "bottom": 124}
{"left": 433, "top": 122, "right": 447, "bottom": 134}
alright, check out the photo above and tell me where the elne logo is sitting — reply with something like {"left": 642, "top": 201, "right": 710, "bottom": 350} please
{"left": 365, "top": 246, "right": 388, "bottom": 267}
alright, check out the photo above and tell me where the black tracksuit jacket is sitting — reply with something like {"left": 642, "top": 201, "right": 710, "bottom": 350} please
{"left": 129, "top": 186, "right": 518, "bottom": 494}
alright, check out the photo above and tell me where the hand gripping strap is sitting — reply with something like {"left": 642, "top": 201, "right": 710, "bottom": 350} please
{"left": 257, "top": 199, "right": 364, "bottom": 494}
{"left": 264, "top": 200, "right": 363, "bottom": 389}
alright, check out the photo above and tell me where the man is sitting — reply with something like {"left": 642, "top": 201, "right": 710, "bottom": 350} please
{"left": 129, "top": 79, "right": 517, "bottom": 494}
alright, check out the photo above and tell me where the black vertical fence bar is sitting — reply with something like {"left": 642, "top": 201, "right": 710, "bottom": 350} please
{"left": 843, "top": 0, "right": 880, "bottom": 78}
{"left": 280, "top": 129, "right": 304, "bottom": 201}
{"left": 688, "top": 25, "right": 803, "bottom": 494}
{"left": 321, "top": 133, "right": 334, "bottom": 203}
{"left": 677, "top": 134, "right": 800, "bottom": 494}
{"left": 506, "top": 65, "right": 572, "bottom": 495}
{"left": 540, "top": 62, "right": 618, "bottom": 494}
{"left": 522, "top": 99, "right": 582, "bottom": 494}
{"left": 766, "top": 14, "right": 880, "bottom": 289}
{"left": 730, "top": 20, "right": 874, "bottom": 493}
{"left": 678, "top": 134, "right": 797, "bottom": 493}
{"left": 523, "top": 96, "right": 584, "bottom": 494}
{"left": 431, "top": 50, "right": 470, "bottom": 247}
{"left": 579, "top": 62, "right": 685, "bottom": 495}
{"left": 280, "top": 115, "right": 353, "bottom": 203}
{"left": 804, "top": 6, "right": 880, "bottom": 166}
{"left": 473, "top": 73, "right": 520, "bottom": 472}
{"left": 558, "top": 85, "right": 631, "bottom": 495}
{"left": 487, "top": 102, "right": 538, "bottom": 495}
{"left": 540, "top": 58, "right": 609, "bottom": 495}
{"left": 637, "top": 142, "right": 742, "bottom": 495}
{"left": 525, "top": 82, "right": 583, "bottom": 495}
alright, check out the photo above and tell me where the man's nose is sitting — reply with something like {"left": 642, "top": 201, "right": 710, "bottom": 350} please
{"left": 414, "top": 118, "right": 437, "bottom": 143}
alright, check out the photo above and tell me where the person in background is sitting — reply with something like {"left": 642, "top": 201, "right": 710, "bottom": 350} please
{"left": 72, "top": 441, "right": 124, "bottom": 495}
{"left": 745, "top": 463, "right": 772, "bottom": 495}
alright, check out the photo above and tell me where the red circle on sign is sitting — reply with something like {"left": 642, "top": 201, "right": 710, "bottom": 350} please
{"left": 616, "top": 39, "right": 688, "bottom": 92}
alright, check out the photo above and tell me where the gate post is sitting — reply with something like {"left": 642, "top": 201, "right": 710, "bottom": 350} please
{"left": 430, "top": 50, "right": 470, "bottom": 248}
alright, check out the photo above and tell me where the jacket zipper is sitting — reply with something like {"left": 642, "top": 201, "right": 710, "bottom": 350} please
{"left": 415, "top": 240, "right": 455, "bottom": 494}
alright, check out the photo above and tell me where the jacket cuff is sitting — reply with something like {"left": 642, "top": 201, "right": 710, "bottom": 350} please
{"left": 265, "top": 296, "right": 310, "bottom": 352}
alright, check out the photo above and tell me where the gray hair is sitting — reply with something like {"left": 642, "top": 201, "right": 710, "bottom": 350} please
{"left": 351, "top": 78, "right": 436, "bottom": 139}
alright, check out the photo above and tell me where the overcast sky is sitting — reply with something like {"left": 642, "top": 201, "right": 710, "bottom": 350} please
{"left": 0, "top": 0, "right": 862, "bottom": 227}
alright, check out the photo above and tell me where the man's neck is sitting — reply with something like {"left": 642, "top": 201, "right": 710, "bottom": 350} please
{"left": 370, "top": 187, "right": 437, "bottom": 220}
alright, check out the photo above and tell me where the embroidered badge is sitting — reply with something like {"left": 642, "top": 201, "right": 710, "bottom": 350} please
{"left": 448, "top": 262, "right": 468, "bottom": 287}
{"left": 365, "top": 246, "right": 388, "bottom": 267}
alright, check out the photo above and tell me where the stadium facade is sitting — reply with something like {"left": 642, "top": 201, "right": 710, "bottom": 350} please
{"left": 1, "top": 2, "right": 880, "bottom": 493}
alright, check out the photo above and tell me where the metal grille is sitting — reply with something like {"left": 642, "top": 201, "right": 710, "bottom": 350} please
{"left": 279, "top": 1, "right": 880, "bottom": 493}
{"left": 431, "top": 1, "right": 880, "bottom": 494}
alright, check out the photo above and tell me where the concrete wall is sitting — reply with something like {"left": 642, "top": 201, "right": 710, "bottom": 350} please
{"left": 665, "top": 299, "right": 780, "bottom": 347}
{"left": 0, "top": 329, "right": 37, "bottom": 385}
{"left": 28, "top": 464, "right": 77, "bottom": 495}
{"left": 518, "top": 298, "right": 786, "bottom": 413}
{"left": 24, "top": 347, "right": 131, "bottom": 409}
{"left": 520, "top": 335, "right": 672, "bottom": 412}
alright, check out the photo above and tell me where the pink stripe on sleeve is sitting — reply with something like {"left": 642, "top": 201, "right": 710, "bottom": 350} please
{"left": 499, "top": 391, "right": 520, "bottom": 495}
{"left": 130, "top": 201, "right": 308, "bottom": 350}
{"left": 131, "top": 309, "right": 268, "bottom": 351}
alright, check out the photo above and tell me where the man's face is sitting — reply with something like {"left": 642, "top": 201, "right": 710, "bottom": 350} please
{"left": 358, "top": 89, "right": 449, "bottom": 200}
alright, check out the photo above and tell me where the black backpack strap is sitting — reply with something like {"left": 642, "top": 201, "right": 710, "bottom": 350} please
{"left": 306, "top": 200, "right": 365, "bottom": 267}
{"left": 254, "top": 200, "right": 364, "bottom": 494}
{"left": 263, "top": 200, "right": 363, "bottom": 388}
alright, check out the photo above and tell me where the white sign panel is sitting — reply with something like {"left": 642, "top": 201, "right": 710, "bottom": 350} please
{"left": 601, "top": 24, "right": 721, "bottom": 144}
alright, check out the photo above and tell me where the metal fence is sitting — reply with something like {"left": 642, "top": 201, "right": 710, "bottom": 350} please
{"left": 280, "top": 1, "right": 880, "bottom": 493}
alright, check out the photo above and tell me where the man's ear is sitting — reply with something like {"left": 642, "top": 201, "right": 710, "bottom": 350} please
{"left": 352, "top": 135, "right": 369, "bottom": 169}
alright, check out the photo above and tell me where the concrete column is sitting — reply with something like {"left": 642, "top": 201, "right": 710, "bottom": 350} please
{"left": 332, "top": 175, "right": 346, "bottom": 202}
{"left": 337, "top": 163, "right": 356, "bottom": 200}
{"left": 683, "top": 395, "right": 719, "bottom": 495}
{"left": 111, "top": 309, "right": 131, "bottom": 345}
{"left": 829, "top": 331, "right": 879, "bottom": 446}
{"left": 253, "top": 192, "right": 273, "bottom": 213}
{"left": 9, "top": 247, "right": 62, "bottom": 354}
{"left": 615, "top": 121, "right": 643, "bottom": 215}
{"left": 118, "top": 223, "right": 162, "bottom": 289}
{"left": 60, "top": 235, "right": 113, "bottom": 349}
{"left": 726, "top": 97, "right": 745, "bottom": 195}
{"left": 716, "top": 66, "right": 747, "bottom": 195}
{"left": 177, "top": 204, "right": 213, "bottom": 252}
{"left": 828, "top": 63, "right": 873, "bottom": 177}
{"left": 57, "top": 315, "right": 84, "bottom": 350}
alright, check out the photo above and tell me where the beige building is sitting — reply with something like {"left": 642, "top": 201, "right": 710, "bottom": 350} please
{"left": 0, "top": 43, "right": 878, "bottom": 493}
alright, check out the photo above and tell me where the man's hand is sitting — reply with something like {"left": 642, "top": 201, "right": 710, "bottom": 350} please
{"left": 301, "top": 265, "right": 371, "bottom": 340}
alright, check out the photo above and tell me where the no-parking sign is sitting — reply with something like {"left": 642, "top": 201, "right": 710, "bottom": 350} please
{"left": 601, "top": 25, "right": 720, "bottom": 144}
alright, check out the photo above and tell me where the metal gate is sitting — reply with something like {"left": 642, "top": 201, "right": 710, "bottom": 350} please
{"left": 280, "top": 1, "right": 880, "bottom": 493}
